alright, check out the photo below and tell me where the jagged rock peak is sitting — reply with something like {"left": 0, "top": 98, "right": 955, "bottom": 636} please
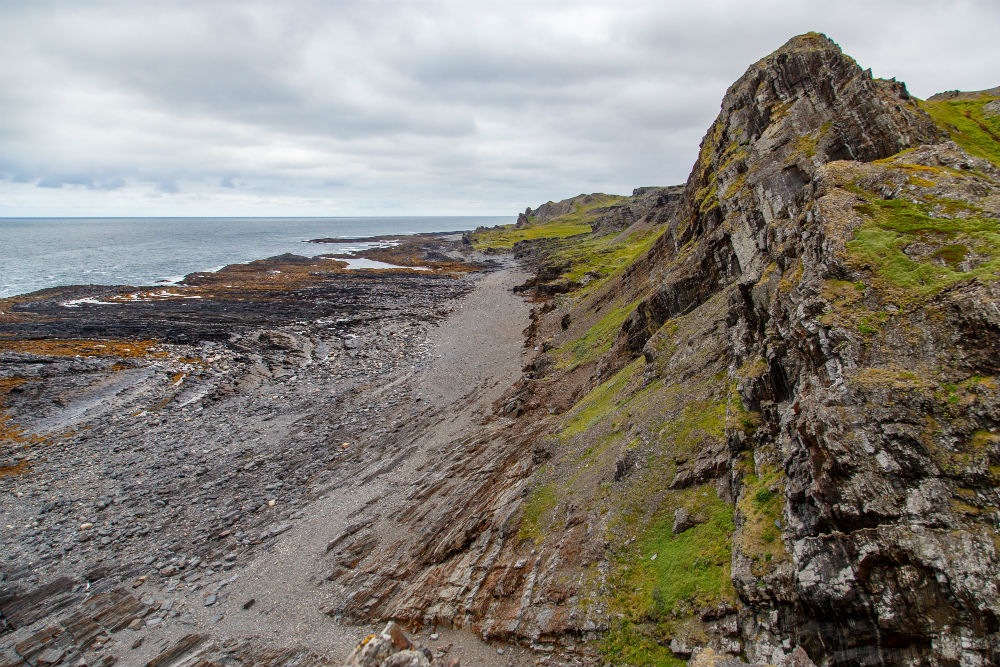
{"left": 662, "top": 31, "right": 945, "bottom": 265}
{"left": 772, "top": 30, "right": 840, "bottom": 54}
{"left": 718, "top": 31, "right": 943, "bottom": 159}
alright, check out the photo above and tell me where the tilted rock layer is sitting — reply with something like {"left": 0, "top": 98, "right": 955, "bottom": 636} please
{"left": 324, "top": 33, "right": 1000, "bottom": 666}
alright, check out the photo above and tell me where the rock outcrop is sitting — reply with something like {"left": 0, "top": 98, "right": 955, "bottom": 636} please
{"left": 324, "top": 32, "right": 1000, "bottom": 667}
{"left": 517, "top": 193, "right": 611, "bottom": 227}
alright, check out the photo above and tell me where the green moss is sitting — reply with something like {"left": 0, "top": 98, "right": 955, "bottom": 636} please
{"left": 736, "top": 358, "right": 768, "bottom": 379}
{"left": 723, "top": 171, "right": 748, "bottom": 200}
{"left": 471, "top": 219, "right": 592, "bottom": 250}
{"left": 656, "top": 399, "right": 727, "bottom": 455}
{"left": 846, "top": 195, "right": 1000, "bottom": 296}
{"left": 850, "top": 366, "right": 934, "bottom": 391}
{"left": 794, "top": 133, "right": 820, "bottom": 158}
{"left": 693, "top": 179, "right": 718, "bottom": 214}
{"left": 933, "top": 243, "right": 970, "bottom": 267}
{"left": 599, "top": 623, "right": 685, "bottom": 667}
{"left": 550, "top": 228, "right": 662, "bottom": 300}
{"left": 559, "top": 359, "right": 643, "bottom": 439}
{"left": 519, "top": 482, "right": 557, "bottom": 544}
{"left": 920, "top": 96, "right": 1000, "bottom": 167}
{"left": 928, "top": 424, "right": 999, "bottom": 478}
{"left": 617, "top": 488, "right": 736, "bottom": 618}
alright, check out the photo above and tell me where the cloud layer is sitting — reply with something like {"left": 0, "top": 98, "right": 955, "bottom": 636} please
{"left": 1, "top": 0, "right": 998, "bottom": 216}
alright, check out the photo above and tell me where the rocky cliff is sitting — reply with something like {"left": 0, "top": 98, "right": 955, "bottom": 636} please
{"left": 322, "top": 33, "right": 1000, "bottom": 667}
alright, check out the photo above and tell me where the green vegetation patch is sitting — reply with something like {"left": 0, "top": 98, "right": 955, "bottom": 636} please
{"left": 519, "top": 482, "right": 558, "bottom": 544}
{"left": 655, "top": 399, "right": 727, "bottom": 456}
{"left": 920, "top": 96, "right": 1000, "bottom": 166}
{"left": 471, "top": 219, "right": 592, "bottom": 250}
{"left": 846, "top": 195, "right": 1000, "bottom": 296}
{"left": 471, "top": 194, "right": 626, "bottom": 250}
{"left": 737, "top": 465, "right": 787, "bottom": 571}
{"left": 600, "top": 622, "right": 686, "bottom": 667}
{"left": 559, "top": 358, "right": 643, "bottom": 439}
{"left": 850, "top": 366, "right": 935, "bottom": 391}
{"left": 555, "top": 296, "right": 646, "bottom": 369}
{"left": 551, "top": 228, "right": 661, "bottom": 294}
{"left": 599, "top": 486, "right": 735, "bottom": 666}
{"left": 944, "top": 429, "right": 1000, "bottom": 478}
{"left": 630, "top": 492, "right": 735, "bottom": 615}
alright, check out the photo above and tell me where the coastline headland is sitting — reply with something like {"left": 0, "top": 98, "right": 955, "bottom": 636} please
{"left": 4, "top": 31, "right": 1000, "bottom": 667}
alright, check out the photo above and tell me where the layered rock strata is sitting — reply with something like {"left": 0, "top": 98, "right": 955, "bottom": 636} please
{"left": 323, "top": 32, "right": 1000, "bottom": 667}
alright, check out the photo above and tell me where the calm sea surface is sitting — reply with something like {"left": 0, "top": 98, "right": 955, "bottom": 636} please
{"left": 0, "top": 216, "right": 511, "bottom": 299}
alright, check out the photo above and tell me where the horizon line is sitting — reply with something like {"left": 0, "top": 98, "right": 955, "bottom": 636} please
{"left": 0, "top": 214, "right": 514, "bottom": 220}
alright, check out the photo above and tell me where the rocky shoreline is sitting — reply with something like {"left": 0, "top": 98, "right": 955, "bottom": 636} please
{"left": 0, "top": 233, "right": 539, "bottom": 666}
{"left": 5, "top": 32, "right": 1000, "bottom": 667}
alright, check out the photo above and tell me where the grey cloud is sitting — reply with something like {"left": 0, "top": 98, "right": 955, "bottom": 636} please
{"left": 1, "top": 0, "right": 998, "bottom": 216}
{"left": 35, "top": 174, "right": 125, "bottom": 190}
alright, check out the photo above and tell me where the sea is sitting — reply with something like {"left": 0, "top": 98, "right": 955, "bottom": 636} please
{"left": 0, "top": 216, "right": 511, "bottom": 299}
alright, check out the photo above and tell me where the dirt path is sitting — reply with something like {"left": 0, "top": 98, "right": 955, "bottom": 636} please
{"left": 128, "top": 259, "right": 534, "bottom": 666}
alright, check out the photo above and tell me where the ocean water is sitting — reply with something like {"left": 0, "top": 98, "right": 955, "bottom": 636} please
{"left": 0, "top": 216, "right": 511, "bottom": 299}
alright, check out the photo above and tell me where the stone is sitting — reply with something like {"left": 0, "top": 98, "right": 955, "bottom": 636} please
{"left": 344, "top": 622, "right": 427, "bottom": 666}
{"left": 146, "top": 634, "right": 208, "bottom": 667}
{"left": 778, "top": 647, "right": 817, "bottom": 667}
{"left": 672, "top": 507, "right": 696, "bottom": 534}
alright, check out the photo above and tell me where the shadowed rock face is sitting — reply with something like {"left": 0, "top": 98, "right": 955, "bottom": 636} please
{"left": 321, "top": 33, "right": 1000, "bottom": 667}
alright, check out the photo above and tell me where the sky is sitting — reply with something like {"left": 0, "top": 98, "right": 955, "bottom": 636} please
{"left": 1, "top": 1, "right": 998, "bottom": 217}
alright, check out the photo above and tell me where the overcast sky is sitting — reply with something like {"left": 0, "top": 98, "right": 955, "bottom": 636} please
{"left": 1, "top": 0, "right": 997, "bottom": 217}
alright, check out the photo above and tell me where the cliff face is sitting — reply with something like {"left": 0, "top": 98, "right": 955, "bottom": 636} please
{"left": 324, "top": 33, "right": 1000, "bottom": 666}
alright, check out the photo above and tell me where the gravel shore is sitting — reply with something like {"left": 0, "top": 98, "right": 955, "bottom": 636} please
{"left": 0, "top": 238, "right": 536, "bottom": 667}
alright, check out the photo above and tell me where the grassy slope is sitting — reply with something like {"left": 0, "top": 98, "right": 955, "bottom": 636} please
{"left": 919, "top": 94, "right": 1000, "bottom": 166}
{"left": 472, "top": 195, "right": 627, "bottom": 250}
{"left": 841, "top": 94, "right": 1000, "bottom": 305}
{"left": 473, "top": 198, "right": 754, "bottom": 665}
{"left": 475, "top": 92, "right": 1000, "bottom": 662}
